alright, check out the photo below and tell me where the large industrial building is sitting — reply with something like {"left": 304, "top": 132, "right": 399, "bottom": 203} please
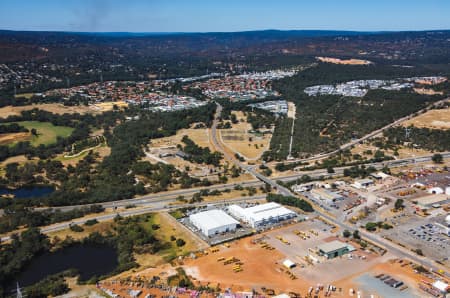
{"left": 189, "top": 209, "right": 239, "bottom": 237}
{"left": 228, "top": 202, "right": 296, "bottom": 228}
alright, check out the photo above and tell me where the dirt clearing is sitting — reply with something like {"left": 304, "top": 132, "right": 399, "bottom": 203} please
{"left": 402, "top": 108, "right": 450, "bottom": 129}
{"left": 0, "top": 104, "right": 100, "bottom": 117}
{"left": 219, "top": 111, "right": 272, "bottom": 160}
{"left": 316, "top": 56, "right": 372, "bottom": 65}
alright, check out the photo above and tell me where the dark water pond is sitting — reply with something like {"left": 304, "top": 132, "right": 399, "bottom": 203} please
{"left": 0, "top": 186, "right": 54, "bottom": 198}
{"left": 9, "top": 244, "right": 118, "bottom": 289}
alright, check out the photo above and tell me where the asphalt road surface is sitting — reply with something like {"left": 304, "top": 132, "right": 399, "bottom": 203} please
{"left": 2, "top": 102, "right": 449, "bottom": 277}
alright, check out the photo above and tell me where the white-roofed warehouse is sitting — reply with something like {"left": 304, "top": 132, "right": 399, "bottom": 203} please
{"left": 189, "top": 209, "right": 239, "bottom": 237}
{"left": 228, "top": 202, "right": 296, "bottom": 228}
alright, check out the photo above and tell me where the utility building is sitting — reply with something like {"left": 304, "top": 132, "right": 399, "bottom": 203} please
{"left": 189, "top": 209, "right": 239, "bottom": 237}
{"left": 317, "top": 240, "right": 355, "bottom": 259}
{"left": 311, "top": 188, "right": 344, "bottom": 202}
{"left": 352, "top": 178, "right": 374, "bottom": 189}
{"left": 228, "top": 202, "right": 296, "bottom": 228}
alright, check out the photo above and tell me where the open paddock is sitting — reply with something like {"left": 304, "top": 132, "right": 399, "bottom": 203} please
{"left": 0, "top": 121, "right": 74, "bottom": 146}
{"left": 0, "top": 103, "right": 101, "bottom": 117}
{"left": 219, "top": 111, "right": 272, "bottom": 160}
{"left": 402, "top": 107, "right": 450, "bottom": 130}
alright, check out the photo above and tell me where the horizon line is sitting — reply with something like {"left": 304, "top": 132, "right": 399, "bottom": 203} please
{"left": 1, "top": 28, "right": 450, "bottom": 35}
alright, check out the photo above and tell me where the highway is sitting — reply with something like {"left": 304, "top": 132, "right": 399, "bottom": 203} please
{"left": 2, "top": 102, "right": 449, "bottom": 276}
{"left": 43, "top": 151, "right": 450, "bottom": 212}
{"left": 0, "top": 195, "right": 266, "bottom": 242}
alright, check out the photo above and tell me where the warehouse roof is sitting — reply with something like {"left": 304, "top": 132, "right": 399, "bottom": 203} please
{"left": 311, "top": 188, "right": 343, "bottom": 200}
{"left": 229, "top": 202, "right": 296, "bottom": 223}
{"left": 317, "top": 240, "right": 354, "bottom": 253}
{"left": 189, "top": 209, "right": 239, "bottom": 229}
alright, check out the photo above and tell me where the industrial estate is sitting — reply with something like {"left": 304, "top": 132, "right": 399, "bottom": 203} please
{"left": 1, "top": 8, "right": 450, "bottom": 298}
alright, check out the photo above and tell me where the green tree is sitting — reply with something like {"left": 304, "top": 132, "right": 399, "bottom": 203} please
{"left": 432, "top": 153, "right": 443, "bottom": 164}
{"left": 394, "top": 198, "right": 404, "bottom": 210}
{"left": 343, "top": 230, "right": 351, "bottom": 238}
{"left": 176, "top": 238, "right": 186, "bottom": 247}
{"left": 365, "top": 222, "right": 378, "bottom": 232}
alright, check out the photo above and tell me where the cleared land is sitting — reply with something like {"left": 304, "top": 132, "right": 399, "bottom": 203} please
{"left": 14, "top": 93, "right": 35, "bottom": 99}
{"left": 90, "top": 101, "right": 129, "bottom": 112}
{"left": 150, "top": 126, "right": 213, "bottom": 151}
{"left": 316, "top": 56, "right": 372, "bottom": 65}
{"left": 0, "top": 155, "right": 30, "bottom": 167}
{"left": 0, "top": 121, "right": 74, "bottom": 146}
{"left": 413, "top": 88, "right": 444, "bottom": 96}
{"left": 219, "top": 111, "right": 272, "bottom": 160}
{"left": 402, "top": 108, "right": 450, "bottom": 129}
{"left": 11, "top": 121, "right": 73, "bottom": 146}
{"left": 178, "top": 221, "right": 436, "bottom": 297}
{"left": 56, "top": 143, "right": 111, "bottom": 167}
{"left": 134, "top": 212, "right": 208, "bottom": 268}
{"left": 287, "top": 101, "right": 296, "bottom": 119}
{"left": 351, "top": 142, "right": 433, "bottom": 160}
{"left": 0, "top": 132, "right": 29, "bottom": 145}
{"left": 0, "top": 103, "right": 98, "bottom": 117}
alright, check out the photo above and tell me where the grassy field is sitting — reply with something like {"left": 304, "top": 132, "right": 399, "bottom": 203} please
{"left": 0, "top": 104, "right": 104, "bottom": 117}
{"left": 55, "top": 143, "right": 111, "bottom": 167}
{"left": 402, "top": 108, "right": 450, "bottom": 129}
{"left": 11, "top": 121, "right": 74, "bottom": 146}
{"left": 47, "top": 211, "right": 206, "bottom": 269}
{"left": 219, "top": 111, "right": 272, "bottom": 160}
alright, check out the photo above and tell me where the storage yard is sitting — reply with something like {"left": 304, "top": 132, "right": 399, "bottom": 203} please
{"left": 172, "top": 219, "right": 444, "bottom": 297}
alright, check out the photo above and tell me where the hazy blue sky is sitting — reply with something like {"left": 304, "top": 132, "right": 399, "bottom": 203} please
{"left": 0, "top": 0, "right": 449, "bottom": 32}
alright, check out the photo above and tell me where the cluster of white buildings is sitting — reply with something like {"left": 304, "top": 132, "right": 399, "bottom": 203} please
{"left": 236, "top": 68, "right": 299, "bottom": 80}
{"left": 248, "top": 100, "right": 288, "bottom": 115}
{"left": 188, "top": 202, "right": 297, "bottom": 237}
{"left": 170, "top": 72, "right": 223, "bottom": 83}
{"left": 304, "top": 76, "right": 447, "bottom": 97}
{"left": 144, "top": 95, "right": 207, "bottom": 112}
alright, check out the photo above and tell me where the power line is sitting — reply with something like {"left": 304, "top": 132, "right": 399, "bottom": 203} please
{"left": 405, "top": 127, "right": 412, "bottom": 139}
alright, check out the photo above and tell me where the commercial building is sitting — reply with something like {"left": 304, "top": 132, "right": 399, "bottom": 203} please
{"left": 370, "top": 172, "right": 390, "bottom": 180}
{"left": 189, "top": 209, "right": 239, "bottom": 237}
{"left": 228, "top": 202, "right": 296, "bottom": 228}
{"left": 415, "top": 194, "right": 449, "bottom": 209}
{"left": 317, "top": 240, "right": 355, "bottom": 259}
{"left": 352, "top": 178, "right": 374, "bottom": 189}
{"left": 311, "top": 188, "right": 344, "bottom": 202}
